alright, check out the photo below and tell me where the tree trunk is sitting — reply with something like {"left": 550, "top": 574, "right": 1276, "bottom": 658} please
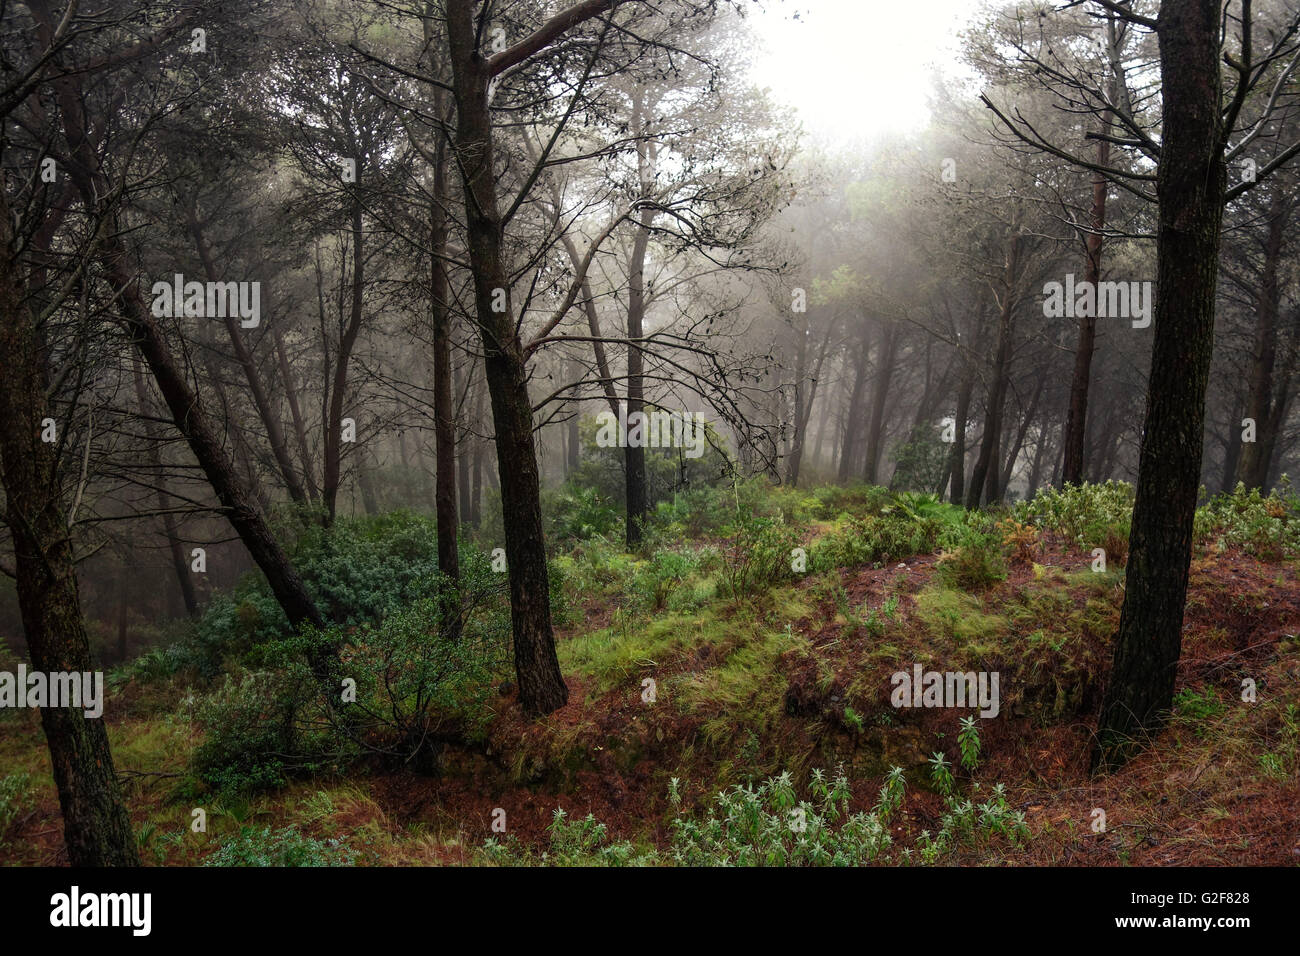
{"left": 446, "top": 0, "right": 567, "bottom": 715}
{"left": 188, "top": 212, "right": 307, "bottom": 505}
{"left": 323, "top": 187, "right": 366, "bottom": 525}
{"left": 624, "top": 216, "right": 651, "bottom": 546}
{"left": 947, "top": 363, "right": 975, "bottom": 504}
{"left": 863, "top": 323, "right": 899, "bottom": 485}
{"left": 837, "top": 326, "right": 870, "bottom": 483}
{"left": 1235, "top": 188, "right": 1287, "bottom": 489}
{"left": 1095, "top": 0, "right": 1226, "bottom": 771}
{"left": 132, "top": 361, "right": 198, "bottom": 617}
{"left": 967, "top": 236, "right": 1021, "bottom": 508}
{"left": 272, "top": 321, "right": 320, "bottom": 503}
{"left": 429, "top": 125, "right": 461, "bottom": 635}
{"left": 0, "top": 189, "right": 138, "bottom": 866}
{"left": 1062, "top": 121, "right": 1112, "bottom": 484}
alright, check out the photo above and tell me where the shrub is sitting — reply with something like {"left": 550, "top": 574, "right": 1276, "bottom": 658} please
{"left": 997, "top": 518, "right": 1038, "bottom": 567}
{"left": 483, "top": 808, "right": 654, "bottom": 867}
{"left": 935, "top": 526, "right": 1007, "bottom": 592}
{"left": 543, "top": 484, "right": 622, "bottom": 543}
{"left": 1013, "top": 481, "right": 1133, "bottom": 552}
{"left": 719, "top": 513, "right": 803, "bottom": 598}
{"left": 193, "top": 553, "right": 511, "bottom": 795}
{"left": 890, "top": 426, "right": 951, "bottom": 493}
{"left": 204, "top": 824, "right": 357, "bottom": 867}
{"left": 566, "top": 414, "right": 733, "bottom": 524}
{"left": 171, "top": 512, "right": 451, "bottom": 679}
{"left": 807, "top": 483, "right": 895, "bottom": 521}
{"left": 191, "top": 668, "right": 329, "bottom": 796}
{"left": 1195, "top": 481, "right": 1300, "bottom": 559}
{"left": 811, "top": 513, "right": 942, "bottom": 572}
{"left": 667, "top": 767, "right": 897, "bottom": 866}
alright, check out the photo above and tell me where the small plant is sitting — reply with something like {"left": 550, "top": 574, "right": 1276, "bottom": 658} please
{"left": 204, "top": 824, "right": 357, "bottom": 866}
{"left": 997, "top": 518, "right": 1038, "bottom": 566}
{"left": 0, "top": 773, "right": 34, "bottom": 846}
{"left": 482, "top": 808, "right": 653, "bottom": 866}
{"left": 719, "top": 513, "right": 803, "bottom": 598}
{"left": 665, "top": 759, "right": 1025, "bottom": 866}
{"left": 842, "top": 705, "right": 865, "bottom": 734}
{"left": 936, "top": 529, "right": 1007, "bottom": 592}
{"left": 668, "top": 766, "right": 894, "bottom": 866}
{"left": 928, "top": 751, "right": 955, "bottom": 797}
{"left": 958, "top": 716, "right": 982, "bottom": 771}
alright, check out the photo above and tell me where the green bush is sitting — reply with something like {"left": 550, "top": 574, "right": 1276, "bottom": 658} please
{"left": 935, "top": 526, "right": 1008, "bottom": 592}
{"left": 566, "top": 414, "right": 733, "bottom": 527}
{"left": 156, "top": 512, "right": 453, "bottom": 680}
{"left": 719, "top": 513, "right": 803, "bottom": 598}
{"left": 204, "top": 824, "right": 357, "bottom": 867}
{"left": 483, "top": 808, "right": 655, "bottom": 867}
{"left": 543, "top": 484, "right": 622, "bottom": 544}
{"left": 890, "top": 425, "right": 951, "bottom": 493}
{"left": 193, "top": 553, "right": 511, "bottom": 795}
{"left": 479, "top": 728, "right": 1029, "bottom": 867}
{"left": 191, "top": 668, "right": 329, "bottom": 796}
{"left": 1195, "top": 480, "right": 1300, "bottom": 559}
{"left": 811, "top": 513, "right": 941, "bottom": 572}
{"left": 1013, "top": 481, "right": 1133, "bottom": 551}
{"left": 807, "top": 483, "right": 895, "bottom": 521}
{"left": 668, "top": 767, "right": 899, "bottom": 866}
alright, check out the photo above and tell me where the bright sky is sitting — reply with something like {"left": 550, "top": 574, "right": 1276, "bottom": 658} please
{"left": 746, "top": 0, "right": 980, "bottom": 142}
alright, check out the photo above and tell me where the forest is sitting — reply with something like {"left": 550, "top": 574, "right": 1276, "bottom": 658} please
{"left": 1, "top": 0, "right": 1299, "bottom": 879}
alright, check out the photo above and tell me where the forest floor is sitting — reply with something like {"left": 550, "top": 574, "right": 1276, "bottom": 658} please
{"left": 3, "top": 486, "right": 1299, "bottom": 866}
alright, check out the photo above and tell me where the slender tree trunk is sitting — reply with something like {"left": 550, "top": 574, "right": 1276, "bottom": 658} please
{"left": 272, "top": 322, "right": 320, "bottom": 503}
{"left": 0, "top": 190, "right": 138, "bottom": 866}
{"left": 838, "top": 326, "right": 870, "bottom": 483}
{"left": 624, "top": 216, "right": 651, "bottom": 546}
{"left": 1062, "top": 128, "right": 1112, "bottom": 484}
{"left": 1001, "top": 375, "right": 1045, "bottom": 493}
{"left": 863, "top": 323, "right": 899, "bottom": 485}
{"left": 446, "top": 1, "right": 567, "bottom": 714}
{"left": 429, "top": 125, "right": 461, "bottom": 636}
{"left": 132, "top": 361, "right": 198, "bottom": 617}
{"left": 1221, "top": 410, "right": 1244, "bottom": 492}
{"left": 430, "top": 135, "right": 459, "bottom": 563}
{"left": 1235, "top": 189, "right": 1287, "bottom": 489}
{"left": 947, "top": 364, "right": 975, "bottom": 504}
{"left": 786, "top": 326, "right": 810, "bottom": 487}
{"left": 323, "top": 188, "right": 366, "bottom": 525}
{"left": 1095, "top": 0, "right": 1227, "bottom": 771}
{"left": 188, "top": 213, "right": 307, "bottom": 505}
{"left": 967, "top": 236, "right": 1021, "bottom": 508}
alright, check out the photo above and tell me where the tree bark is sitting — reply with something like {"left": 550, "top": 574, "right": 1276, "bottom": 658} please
{"left": 0, "top": 188, "right": 138, "bottom": 866}
{"left": 429, "top": 122, "right": 461, "bottom": 636}
{"left": 967, "top": 235, "right": 1021, "bottom": 508}
{"left": 272, "top": 321, "right": 320, "bottom": 503}
{"left": 1062, "top": 118, "right": 1112, "bottom": 484}
{"left": 863, "top": 322, "right": 899, "bottom": 485}
{"left": 1235, "top": 188, "right": 1287, "bottom": 489}
{"left": 446, "top": 0, "right": 567, "bottom": 715}
{"left": 1095, "top": 0, "right": 1226, "bottom": 771}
